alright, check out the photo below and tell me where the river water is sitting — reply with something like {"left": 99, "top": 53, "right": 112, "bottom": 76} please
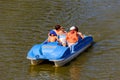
{"left": 0, "top": 0, "right": 120, "bottom": 80}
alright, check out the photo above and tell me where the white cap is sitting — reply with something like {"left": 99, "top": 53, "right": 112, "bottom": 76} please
{"left": 70, "top": 26, "right": 76, "bottom": 30}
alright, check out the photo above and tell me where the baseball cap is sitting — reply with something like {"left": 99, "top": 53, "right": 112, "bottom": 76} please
{"left": 70, "top": 26, "right": 76, "bottom": 30}
{"left": 49, "top": 30, "right": 57, "bottom": 36}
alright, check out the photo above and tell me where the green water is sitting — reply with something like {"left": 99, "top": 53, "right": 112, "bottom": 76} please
{"left": 0, "top": 0, "right": 120, "bottom": 80}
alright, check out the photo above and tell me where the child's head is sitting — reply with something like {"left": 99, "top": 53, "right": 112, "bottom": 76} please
{"left": 49, "top": 30, "right": 57, "bottom": 36}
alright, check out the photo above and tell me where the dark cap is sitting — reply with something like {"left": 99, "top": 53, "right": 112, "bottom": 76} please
{"left": 49, "top": 30, "right": 57, "bottom": 36}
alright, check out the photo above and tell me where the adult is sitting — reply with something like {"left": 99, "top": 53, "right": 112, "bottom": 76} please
{"left": 52, "top": 24, "right": 62, "bottom": 36}
{"left": 48, "top": 24, "right": 62, "bottom": 36}
{"left": 59, "top": 27, "right": 67, "bottom": 46}
{"left": 66, "top": 26, "right": 84, "bottom": 47}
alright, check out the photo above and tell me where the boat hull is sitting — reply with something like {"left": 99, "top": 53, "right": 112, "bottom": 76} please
{"left": 27, "top": 35, "right": 93, "bottom": 67}
{"left": 53, "top": 43, "right": 92, "bottom": 67}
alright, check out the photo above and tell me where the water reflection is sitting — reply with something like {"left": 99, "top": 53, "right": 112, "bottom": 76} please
{"left": 28, "top": 50, "right": 90, "bottom": 80}
{"left": 28, "top": 65, "right": 70, "bottom": 80}
{"left": 69, "top": 66, "right": 81, "bottom": 80}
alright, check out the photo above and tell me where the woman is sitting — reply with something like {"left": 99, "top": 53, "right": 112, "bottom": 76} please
{"left": 48, "top": 25, "right": 62, "bottom": 36}
{"left": 59, "top": 27, "right": 67, "bottom": 46}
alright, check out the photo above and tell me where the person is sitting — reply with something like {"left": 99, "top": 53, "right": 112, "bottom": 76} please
{"left": 54, "top": 25, "right": 63, "bottom": 35}
{"left": 59, "top": 27, "right": 67, "bottom": 46}
{"left": 47, "top": 30, "right": 59, "bottom": 42}
{"left": 48, "top": 24, "right": 62, "bottom": 36}
{"left": 48, "top": 25, "right": 67, "bottom": 46}
{"left": 66, "top": 26, "right": 83, "bottom": 47}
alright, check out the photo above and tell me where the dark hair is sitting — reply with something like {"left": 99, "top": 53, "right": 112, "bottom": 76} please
{"left": 74, "top": 26, "right": 78, "bottom": 32}
{"left": 55, "top": 25, "right": 61, "bottom": 30}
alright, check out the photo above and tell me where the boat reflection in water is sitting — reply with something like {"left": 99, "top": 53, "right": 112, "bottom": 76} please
{"left": 28, "top": 64, "right": 83, "bottom": 80}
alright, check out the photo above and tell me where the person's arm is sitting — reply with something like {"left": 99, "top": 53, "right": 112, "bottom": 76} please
{"left": 78, "top": 32, "right": 84, "bottom": 39}
{"left": 66, "top": 33, "right": 69, "bottom": 41}
{"left": 56, "top": 36, "right": 61, "bottom": 43}
{"left": 47, "top": 36, "right": 50, "bottom": 42}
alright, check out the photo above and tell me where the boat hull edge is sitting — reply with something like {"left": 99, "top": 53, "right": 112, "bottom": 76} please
{"left": 53, "top": 43, "right": 92, "bottom": 67}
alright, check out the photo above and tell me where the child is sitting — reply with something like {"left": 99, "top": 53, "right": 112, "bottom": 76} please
{"left": 48, "top": 30, "right": 59, "bottom": 42}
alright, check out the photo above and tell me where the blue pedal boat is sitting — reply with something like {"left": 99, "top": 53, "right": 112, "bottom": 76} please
{"left": 27, "top": 35, "right": 93, "bottom": 67}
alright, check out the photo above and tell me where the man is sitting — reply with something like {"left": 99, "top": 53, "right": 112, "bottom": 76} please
{"left": 66, "top": 26, "right": 84, "bottom": 47}
{"left": 66, "top": 26, "right": 79, "bottom": 47}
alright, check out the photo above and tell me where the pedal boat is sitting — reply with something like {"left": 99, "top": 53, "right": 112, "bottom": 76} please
{"left": 27, "top": 35, "right": 93, "bottom": 67}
